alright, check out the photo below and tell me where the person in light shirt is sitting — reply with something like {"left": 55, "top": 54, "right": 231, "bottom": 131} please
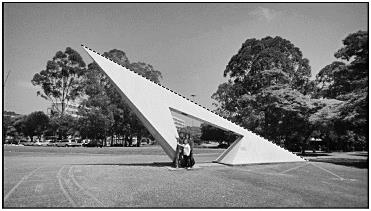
{"left": 185, "top": 133, "right": 195, "bottom": 168}
{"left": 178, "top": 139, "right": 191, "bottom": 169}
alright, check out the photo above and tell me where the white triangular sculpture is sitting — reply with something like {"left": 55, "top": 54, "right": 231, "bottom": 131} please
{"left": 82, "top": 45, "right": 306, "bottom": 165}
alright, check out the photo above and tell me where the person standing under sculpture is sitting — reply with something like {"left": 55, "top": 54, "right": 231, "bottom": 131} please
{"left": 179, "top": 139, "right": 192, "bottom": 169}
{"left": 174, "top": 132, "right": 185, "bottom": 168}
{"left": 185, "top": 133, "right": 195, "bottom": 168}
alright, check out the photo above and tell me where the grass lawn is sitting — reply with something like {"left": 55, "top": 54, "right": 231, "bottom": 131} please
{"left": 3, "top": 145, "right": 368, "bottom": 208}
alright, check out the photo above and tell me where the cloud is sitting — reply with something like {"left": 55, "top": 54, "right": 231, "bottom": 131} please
{"left": 249, "top": 7, "right": 283, "bottom": 22}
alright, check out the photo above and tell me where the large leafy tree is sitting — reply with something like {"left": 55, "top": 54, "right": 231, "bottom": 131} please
{"left": 212, "top": 36, "right": 313, "bottom": 151}
{"left": 78, "top": 107, "right": 113, "bottom": 140}
{"left": 257, "top": 85, "right": 324, "bottom": 152}
{"left": 314, "top": 61, "right": 346, "bottom": 99}
{"left": 13, "top": 111, "right": 49, "bottom": 142}
{"left": 315, "top": 31, "right": 368, "bottom": 99}
{"left": 47, "top": 115, "right": 78, "bottom": 139}
{"left": 223, "top": 36, "right": 311, "bottom": 94}
{"left": 314, "top": 30, "right": 368, "bottom": 150}
{"left": 78, "top": 62, "right": 117, "bottom": 144}
{"left": 309, "top": 98, "right": 344, "bottom": 152}
{"left": 31, "top": 47, "right": 86, "bottom": 115}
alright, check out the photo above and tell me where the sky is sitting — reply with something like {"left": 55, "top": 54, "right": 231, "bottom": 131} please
{"left": 3, "top": 3, "right": 368, "bottom": 126}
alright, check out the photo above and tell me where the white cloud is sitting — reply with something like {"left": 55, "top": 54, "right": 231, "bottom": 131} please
{"left": 249, "top": 7, "right": 283, "bottom": 22}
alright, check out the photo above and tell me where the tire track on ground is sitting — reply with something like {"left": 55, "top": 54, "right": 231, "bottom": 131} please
{"left": 4, "top": 167, "right": 41, "bottom": 201}
{"left": 68, "top": 166, "right": 106, "bottom": 207}
{"left": 56, "top": 165, "right": 106, "bottom": 207}
{"left": 57, "top": 165, "right": 77, "bottom": 207}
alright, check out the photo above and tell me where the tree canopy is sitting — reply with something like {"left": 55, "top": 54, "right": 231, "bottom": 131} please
{"left": 12, "top": 111, "right": 49, "bottom": 141}
{"left": 31, "top": 47, "right": 86, "bottom": 115}
{"left": 223, "top": 36, "right": 311, "bottom": 94}
{"left": 212, "top": 32, "right": 368, "bottom": 153}
{"left": 313, "top": 30, "right": 368, "bottom": 150}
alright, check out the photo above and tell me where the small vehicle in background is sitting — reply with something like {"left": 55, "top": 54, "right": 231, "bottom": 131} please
{"left": 56, "top": 139, "right": 70, "bottom": 147}
{"left": 83, "top": 139, "right": 103, "bottom": 147}
{"left": 32, "top": 141, "right": 48, "bottom": 147}
{"left": 22, "top": 141, "right": 34, "bottom": 146}
{"left": 46, "top": 140, "right": 57, "bottom": 147}
{"left": 45, "top": 136, "right": 58, "bottom": 147}
{"left": 140, "top": 137, "right": 152, "bottom": 146}
{"left": 56, "top": 139, "right": 82, "bottom": 147}
{"left": 18, "top": 140, "right": 28, "bottom": 146}
{"left": 67, "top": 139, "right": 82, "bottom": 147}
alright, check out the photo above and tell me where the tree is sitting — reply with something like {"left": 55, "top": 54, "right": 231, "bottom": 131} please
{"left": 200, "top": 123, "right": 238, "bottom": 147}
{"left": 213, "top": 36, "right": 312, "bottom": 119}
{"left": 317, "top": 30, "right": 368, "bottom": 100}
{"left": 256, "top": 85, "right": 324, "bottom": 153}
{"left": 212, "top": 36, "right": 313, "bottom": 151}
{"left": 3, "top": 113, "right": 21, "bottom": 144}
{"left": 314, "top": 61, "right": 346, "bottom": 99}
{"left": 314, "top": 30, "right": 368, "bottom": 150}
{"left": 31, "top": 47, "right": 86, "bottom": 115}
{"left": 48, "top": 115, "right": 78, "bottom": 139}
{"left": 78, "top": 107, "right": 113, "bottom": 141}
{"left": 14, "top": 111, "right": 49, "bottom": 142}
{"left": 223, "top": 36, "right": 311, "bottom": 94}
{"left": 3, "top": 115, "right": 13, "bottom": 142}
{"left": 309, "top": 98, "right": 344, "bottom": 152}
{"left": 130, "top": 62, "right": 162, "bottom": 83}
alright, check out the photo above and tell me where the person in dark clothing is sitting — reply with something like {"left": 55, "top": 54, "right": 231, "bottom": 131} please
{"left": 174, "top": 132, "right": 185, "bottom": 168}
{"left": 178, "top": 139, "right": 191, "bottom": 169}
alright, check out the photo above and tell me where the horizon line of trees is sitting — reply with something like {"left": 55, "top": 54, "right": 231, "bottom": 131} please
{"left": 4, "top": 48, "right": 162, "bottom": 147}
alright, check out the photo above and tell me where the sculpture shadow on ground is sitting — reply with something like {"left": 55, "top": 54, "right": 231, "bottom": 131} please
{"left": 72, "top": 161, "right": 214, "bottom": 168}
{"left": 72, "top": 162, "right": 174, "bottom": 167}
{"left": 297, "top": 152, "right": 330, "bottom": 157}
{"left": 311, "top": 158, "right": 368, "bottom": 169}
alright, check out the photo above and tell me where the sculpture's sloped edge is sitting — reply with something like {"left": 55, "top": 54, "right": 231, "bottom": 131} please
{"left": 81, "top": 44, "right": 306, "bottom": 165}
{"left": 215, "top": 133, "right": 305, "bottom": 165}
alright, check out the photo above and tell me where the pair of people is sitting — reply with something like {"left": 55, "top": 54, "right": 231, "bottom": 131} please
{"left": 174, "top": 133, "right": 195, "bottom": 169}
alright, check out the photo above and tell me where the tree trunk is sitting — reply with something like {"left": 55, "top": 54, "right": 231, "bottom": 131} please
{"left": 301, "top": 137, "right": 308, "bottom": 155}
{"left": 173, "top": 144, "right": 181, "bottom": 168}
{"left": 124, "top": 135, "right": 130, "bottom": 147}
{"left": 136, "top": 134, "right": 142, "bottom": 147}
{"left": 129, "top": 136, "right": 133, "bottom": 147}
{"left": 325, "top": 136, "right": 331, "bottom": 153}
{"left": 61, "top": 100, "right": 65, "bottom": 115}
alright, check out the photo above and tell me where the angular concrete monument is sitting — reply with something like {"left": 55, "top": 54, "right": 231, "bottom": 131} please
{"left": 82, "top": 45, "right": 306, "bottom": 165}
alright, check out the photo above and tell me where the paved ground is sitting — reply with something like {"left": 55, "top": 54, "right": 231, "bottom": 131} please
{"left": 3, "top": 146, "right": 368, "bottom": 208}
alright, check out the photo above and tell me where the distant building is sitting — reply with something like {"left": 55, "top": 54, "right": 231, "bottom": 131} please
{"left": 185, "top": 126, "right": 202, "bottom": 138}
{"left": 47, "top": 101, "right": 80, "bottom": 118}
{"left": 4, "top": 111, "right": 21, "bottom": 118}
{"left": 173, "top": 116, "right": 185, "bottom": 130}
